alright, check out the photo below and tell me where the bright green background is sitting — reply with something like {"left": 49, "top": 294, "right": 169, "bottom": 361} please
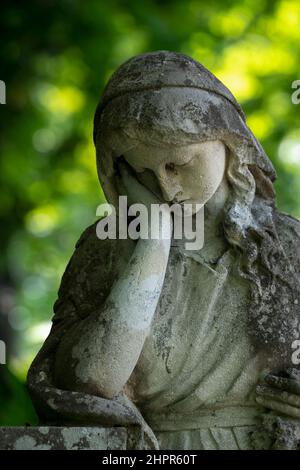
{"left": 0, "top": 0, "right": 300, "bottom": 424}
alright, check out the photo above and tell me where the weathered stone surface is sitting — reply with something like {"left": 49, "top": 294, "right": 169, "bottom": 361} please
{"left": 251, "top": 414, "right": 300, "bottom": 450}
{"left": 0, "top": 426, "right": 127, "bottom": 450}
{"left": 26, "top": 51, "right": 300, "bottom": 451}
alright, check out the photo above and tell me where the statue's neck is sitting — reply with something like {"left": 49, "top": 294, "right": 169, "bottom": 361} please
{"left": 171, "top": 176, "right": 230, "bottom": 263}
{"left": 197, "top": 176, "right": 230, "bottom": 263}
{"left": 205, "top": 175, "right": 229, "bottom": 231}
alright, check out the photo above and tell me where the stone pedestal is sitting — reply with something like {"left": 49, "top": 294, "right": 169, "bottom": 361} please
{"left": 0, "top": 426, "right": 127, "bottom": 450}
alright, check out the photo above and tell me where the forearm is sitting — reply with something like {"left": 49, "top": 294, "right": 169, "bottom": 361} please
{"left": 54, "top": 234, "right": 171, "bottom": 398}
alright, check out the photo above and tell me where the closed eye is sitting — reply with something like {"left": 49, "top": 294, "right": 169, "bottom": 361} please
{"left": 179, "top": 156, "right": 195, "bottom": 167}
{"left": 165, "top": 157, "right": 195, "bottom": 172}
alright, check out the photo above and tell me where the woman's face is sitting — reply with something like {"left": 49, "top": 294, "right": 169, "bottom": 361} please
{"left": 119, "top": 139, "right": 226, "bottom": 212}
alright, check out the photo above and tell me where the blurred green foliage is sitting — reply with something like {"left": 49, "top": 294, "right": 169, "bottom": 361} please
{"left": 0, "top": 0, "right": 299, "bottom": 424}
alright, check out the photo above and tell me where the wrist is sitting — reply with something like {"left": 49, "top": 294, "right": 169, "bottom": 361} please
{"left": 148, "top": 212, "right": 172, "bottom": 241}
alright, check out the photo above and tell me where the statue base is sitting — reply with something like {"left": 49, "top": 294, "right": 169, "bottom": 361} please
{"left": 0, "top": 426, "right": 127, "bottom": 450}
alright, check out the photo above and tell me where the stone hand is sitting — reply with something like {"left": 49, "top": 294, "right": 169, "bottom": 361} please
{"left": 256, "top": 368, "right": 300, "bottom": 419}
{"left": 116, "top": 157, "right": 162, "bottom": 211}
{"left": 116, "top": 157, "right": 173, "bottom": 240}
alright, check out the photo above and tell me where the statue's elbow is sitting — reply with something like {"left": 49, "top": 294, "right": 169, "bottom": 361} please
{"left": 54, "top": 357, "right": 124, "bottom": 400}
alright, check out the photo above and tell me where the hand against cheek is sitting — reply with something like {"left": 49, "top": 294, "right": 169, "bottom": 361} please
{"left": 115, "top": 158, "right": 162, "bottom": 210}
{"left": 115, "top": 158, "right": 173, "bottom": 241}
{"left": 256, "top": 368, "right": 300, "bottom": 419}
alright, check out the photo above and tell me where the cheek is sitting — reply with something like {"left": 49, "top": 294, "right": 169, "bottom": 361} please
{"left": 177, "top": 168, "right": 198, "bottom": 196}
{"left": 182, "top": 157, "right": 225, "bottom": 202}
{"left": 205, "top": 156, "right": 226, "bottom": 191}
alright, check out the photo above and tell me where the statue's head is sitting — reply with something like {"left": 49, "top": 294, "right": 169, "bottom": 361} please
{"left": 93, "top": 51, "right": 299, "bottom": 365}
{"left": 93, "top": 51, "right": 275, "bottom": 212}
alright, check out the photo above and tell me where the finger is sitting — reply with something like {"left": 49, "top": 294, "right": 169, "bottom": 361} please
{"left": 118, "top": 162, "right": 134, "bottom": 184}
{"left": 117, "top": 168, "right": 146, "bottom": 207}
{"left": 115, "top": 172, "right": 127, "bottom": 193}
{"left": 286, "top": 367, "right": 300, "bottom": 381}
{"left": 119, "top": 162, "right": 144, "bottom": 192}
{"left": 256, "top": 395, "right": 300, "bottom": 419}
{"left": 256, "top": 384, "right": 300, "bottom": 408}
{"left": 264, "top": 374, "right": 300, "bottom": 395}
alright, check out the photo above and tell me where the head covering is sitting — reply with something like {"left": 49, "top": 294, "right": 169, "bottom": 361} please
{"left": 93, "top": 51, "right": 276, "bottom": 206}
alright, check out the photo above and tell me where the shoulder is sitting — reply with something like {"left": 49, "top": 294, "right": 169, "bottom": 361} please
{"left": 273, "top": 209, "right": 300, "bottom": 274}
{"left": 53, "top": 221, "right": 135, "bottom": 322}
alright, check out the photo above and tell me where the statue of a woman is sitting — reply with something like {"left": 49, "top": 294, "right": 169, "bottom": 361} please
{"left": 27, "top": 51, "right": 300, "bottom": 450}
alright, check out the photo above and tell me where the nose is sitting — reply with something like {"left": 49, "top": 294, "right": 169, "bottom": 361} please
{"left": 156, "top": 166, "right": 182, "bottom": 202}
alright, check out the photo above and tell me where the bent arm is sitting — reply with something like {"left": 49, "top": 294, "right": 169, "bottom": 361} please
{"left": 54, "top": 217, "right": 171, "bottom": 399}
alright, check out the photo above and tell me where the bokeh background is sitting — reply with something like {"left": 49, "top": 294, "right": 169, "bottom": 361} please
{"left": 0, "top": 0, "right": 299, "bottom": 425}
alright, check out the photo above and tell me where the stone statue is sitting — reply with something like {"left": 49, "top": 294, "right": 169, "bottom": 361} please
{"left": 27, "top": 51, "right": 300, "bottom": 450}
